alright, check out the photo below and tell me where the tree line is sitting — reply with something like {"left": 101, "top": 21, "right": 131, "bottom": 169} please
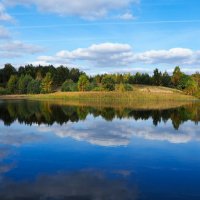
{"left": 0, "top": 64, "right": 200, "bottom": 97}
{"left": 0, "top": 100, "right": 199, "bottom": 129}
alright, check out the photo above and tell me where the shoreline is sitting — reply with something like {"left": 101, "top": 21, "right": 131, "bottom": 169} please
{"left": 0, "top": 91, "right": 198, "bottom": 110}
{"left": 0, "top": 90, "right": 198, "bottom": 100}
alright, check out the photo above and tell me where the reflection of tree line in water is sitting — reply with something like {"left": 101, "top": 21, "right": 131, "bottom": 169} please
{"left": 0, "top": 100, "right": 200, "bottom": 129}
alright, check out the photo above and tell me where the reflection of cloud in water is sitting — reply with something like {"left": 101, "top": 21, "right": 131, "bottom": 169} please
{"left": 0, "top": 147, "right": 15, "bottom": 175}
{"left": 0, "top": 125, "right": 44, "bottom": 176}
{"left": 0, "top": 147, "right": 10, "bottom": 160}
{"left": 0, "top": 126, "right": 43, "bottom": 146}
{"left": 131, "top": 125, "right": 200, "bottom": 144}
{"left": 0, "top": 171, "right": 137, "bottom": 200}
{"left": 39, "top": 118, "right": 200, "bottom": 146}
{"left": 39, "top": 119, "right": 131, "bottom": 146}
{"left": 0, "top": 164, "right": 14, "bottom": 174}
{"left": 113, "top": 170, "right": 133, "bottom": 177}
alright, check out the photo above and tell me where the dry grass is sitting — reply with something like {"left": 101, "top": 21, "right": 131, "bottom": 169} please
{"left": 28, "top": 88, "right": 196, "bottom": 101}
{"left": 0, "top": 86, "right": 198, "bottom": 110}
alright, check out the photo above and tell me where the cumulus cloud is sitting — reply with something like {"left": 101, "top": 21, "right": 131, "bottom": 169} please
{"left": 36, "top": 43, "right": 134, "bottom": 67}
{"left": 0, "top": 3, "right": 12, "bottom": 21}
{"left": 35, "top": 43, "right": 200, "bottom": 69}
{"left": 3, "top": 0, "right": 139, "bottom": 20}
{"left": 0, "top": 40, "right": 44, "bottom": 59}
{"left": 134, "top": 48, "right": 195, "bottom": 64}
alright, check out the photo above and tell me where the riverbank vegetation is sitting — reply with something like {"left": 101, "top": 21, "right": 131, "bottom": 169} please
{"left": 0, "top": 64, "right": 200, "bottom": 98}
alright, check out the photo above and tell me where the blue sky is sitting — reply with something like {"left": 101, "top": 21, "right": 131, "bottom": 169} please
{"left": 0, "top": 0, "right": 200, "bottom": 74}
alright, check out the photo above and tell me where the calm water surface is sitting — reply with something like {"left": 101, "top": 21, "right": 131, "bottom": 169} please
{"left": 0, "top": 100, "right": 200, "bottom": 200}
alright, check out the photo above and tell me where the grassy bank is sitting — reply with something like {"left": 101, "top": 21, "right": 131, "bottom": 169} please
{"left": 0, "top": 86, "right": 198, "bottom": 110}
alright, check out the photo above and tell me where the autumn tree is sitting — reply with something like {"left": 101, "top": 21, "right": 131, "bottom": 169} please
{"left": 172, "top": 66, "right": 183, "bottom": 87}
{"left": 41, "top": 72, "right": 53, "bottom": 93}
{"left": 78, "top": 75, "right": 89, "bottom": 91}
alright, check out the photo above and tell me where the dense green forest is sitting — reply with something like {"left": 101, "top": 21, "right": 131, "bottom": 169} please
{"left": 0, "top": 64, "right": 200, "bottom": 97}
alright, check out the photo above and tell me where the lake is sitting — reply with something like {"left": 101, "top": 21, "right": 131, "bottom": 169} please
{"left": 0, "top": 99, "right": 200, "bottom": 200}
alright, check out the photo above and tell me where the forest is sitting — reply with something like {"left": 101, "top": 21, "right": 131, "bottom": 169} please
{"left": 0, "top": 64, "right": 200, "bottom": 97}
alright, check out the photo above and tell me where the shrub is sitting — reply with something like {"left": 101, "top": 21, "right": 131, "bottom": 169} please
{"left": 87, "top": 81, "right": 98, "bottom": 91}
{"left": 0, "top": 87, "right": 7, "bottom": 95}
{"left": 102, "top": 75, "right": 115, "bottom": 91}
{"left": 115, "top": 83, "right": 133, "bottom": 92}
{"left": 124, "top": 84, "right": 133, "bottom": 91}
{"left": 115, "top": 83, "right": 125, "bottom": 92}
{"left": 195, "top": 90, "right": 200, "bottom": 98}
{"left": 61, "top": 79, "right": 77, "bottom": 92}
{"left": 92, "top": 86, "right": 104, "bottom": 91}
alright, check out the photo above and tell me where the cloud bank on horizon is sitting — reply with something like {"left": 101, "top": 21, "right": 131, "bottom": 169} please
{"left": 0, "top": 0, "right": 200, "bottom": 74}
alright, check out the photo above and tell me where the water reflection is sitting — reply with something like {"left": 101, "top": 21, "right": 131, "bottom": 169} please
{"left": 0, "top": 100, "right": 199, "bottom": 130}
{"left": 0, "top": 100, "right": 200, "bottom": 199}
{"left": 38, "top": 117, "right": 200, "bottom": 146}
{"left": 0, "top": 126, "right": 42, "bottom": 146}
{"left": 0, "top": 146, "right": 14, "bottom": 175}
{"left": 0, "top": 170, "right": 137, "bottom": 200}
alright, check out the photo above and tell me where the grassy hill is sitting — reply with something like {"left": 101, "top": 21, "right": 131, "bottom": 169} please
{"left": 1, "top": 85, "right": 198, "bottom": 110}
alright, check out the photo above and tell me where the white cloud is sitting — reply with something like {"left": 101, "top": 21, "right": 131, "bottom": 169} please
{"left": 117, "top": 12, "right": 135, "bottom": 20}
{"left": 0, "top": 40, "right": 44, "bottom": 59}
{"left": 0, "top": 26, "right": 10, "bottom": 39}
{"left": 35, "top": 43, "right": 200, "bottom": 70}
{"left": 3, "top": 0, "right": 139, "bottom": 19}
{"left": 36, "top": 43, "right": 134, "bottom": 67}
{"left": 134, "top": 48, "right": 195, "bottom": 64}
{"left": 0, "top": 3, "right": 12, "bottom": 21}
{"left": 1, "top": 41, "right": 43, "bottom": 53}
